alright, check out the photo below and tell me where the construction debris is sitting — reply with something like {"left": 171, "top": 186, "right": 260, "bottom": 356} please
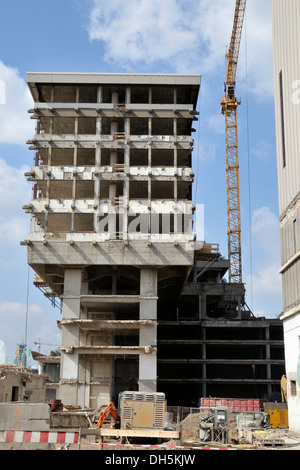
{"left": 178, "top": 402, "right": 291, "bottom": 448}
{"left": 180, "top": 411, "right": 201, "bottom": 442}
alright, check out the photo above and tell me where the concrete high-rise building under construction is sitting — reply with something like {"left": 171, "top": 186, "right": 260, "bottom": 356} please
{"left": 23, "top": 72, "right": 284, "bottom": 408}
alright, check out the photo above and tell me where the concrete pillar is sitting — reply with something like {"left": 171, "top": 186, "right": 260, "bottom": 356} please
{"left": 237, "top": 297, "right": 242, "bottom": 320}
{"left": 60, "top": 269, "right": 82, "bottom": 406}
{"left": 199, "top": 295, "right": 206, "bottom": 320}
{"left": 201, "top": 326, "right": 207, "bottom": 397}
{"left": 122, "top": 86, "right": 131, "bottom": 240}
{"left": 94, "top": 86, "right": 102, "bottom": 231}
{"left": 109, "top": 93, "right": 119, "bottom": 239}
{"left": 139, "top": 269, "right": 157, "bottom": 393}
{"left": 265, "top": 326, "right": 272, "bottom": 396}
{"left": 38, "top": 362, "right": 44, "bottom": 375}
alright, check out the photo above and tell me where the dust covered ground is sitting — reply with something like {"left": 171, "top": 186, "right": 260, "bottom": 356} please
{"left": 66, "top": 423, "right": 300, "bottom": 451}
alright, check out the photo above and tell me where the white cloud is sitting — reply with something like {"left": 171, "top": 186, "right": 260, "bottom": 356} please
{"left": 251, "top": 206, "right": 280, "bottom": 257}
{"left": 88, "top": 0, "right": 234, "bottom": 72}
{"left": 245, "top": 206, "right": 282, "bottom": 312}
{"left": 0, "top": 158, "right": 30, "bottom": 210}
{"left": 87, "top": 0, "right": 273, "bottom": 99}
{"left": 0, "top": 157, "right": 31, "bottom": 248}
{"left": 249, "top": 264, "right": 281, "bottom": 296}
{"left": 0, "top": 61, "right": 34, "bottom": 145}
{"left": 207, "top": 113, "right": 224, "bottom": 135}
{"left": 239, "top": 0, "right": 274, "bottom": 99}
{"left": 251, "top": 140, "right": 275, "bottom": 162}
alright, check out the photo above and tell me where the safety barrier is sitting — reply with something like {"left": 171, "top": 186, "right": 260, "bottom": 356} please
{"left": 87, "top": 441, "right": 256, "bottom": 451}
{"left": 0, "top": 430, "right": 79, "bottom": 444}
{"left": 0, "top": 430, "right": 258, "bottom": 450}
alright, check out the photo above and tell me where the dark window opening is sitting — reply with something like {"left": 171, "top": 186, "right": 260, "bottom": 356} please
{"left": 11, "top": 386, "right": 19, "bottom": 401}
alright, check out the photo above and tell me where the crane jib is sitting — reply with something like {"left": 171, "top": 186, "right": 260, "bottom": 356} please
{"left": 226, "top": 0, "right": 247, "bottom": 86}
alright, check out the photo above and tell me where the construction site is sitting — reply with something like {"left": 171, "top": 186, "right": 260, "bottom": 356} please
{"left": 0, "top": 0, "right": 299, "bottom": 453}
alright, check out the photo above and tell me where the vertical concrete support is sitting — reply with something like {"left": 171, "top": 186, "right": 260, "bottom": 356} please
{"left": 201, "top": 326, "right": 207, "bottom": 398}
{"left": 199, "top": 295, "right": 206, "bottom": 320}
{"left": 122, "top": 86, "right": 131, "bottom": 240}
{"left": 139, "top": 269, "right": 157, "bottom": 392}
{"left": 60, "top": 269, "right": 82, "bottom": 406}
{"left": 94, "top": 86, "right": 102, "bottom": 231}
{"left": 237, "top": 297, "right": 242, "bottom": 320}
{"left": 109, "top": 92, "right": 118, "bottom": 239}
{"left": 265, "top": 326, "right": 272, "bottom": 396}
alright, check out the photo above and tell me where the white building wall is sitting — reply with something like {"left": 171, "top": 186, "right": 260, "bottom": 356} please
{"left": 282, "top": 314, "right": 300, "bottom": 433}
{"left": 272, "top": 0, "right": 300, "bottom": 433}
{"left": 273, "top": 0, "right": 300, "bottom": 215}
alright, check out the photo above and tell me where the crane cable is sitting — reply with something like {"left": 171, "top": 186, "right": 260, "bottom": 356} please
{"left": 244, "top": 9, "right": 254, "bottom": 311}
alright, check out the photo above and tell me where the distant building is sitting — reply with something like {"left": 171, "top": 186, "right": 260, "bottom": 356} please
{"left": 31, "top": 351, "right": 60, "bottom": 402}
{"left": 0, "top": 366, "right": 47, "bottom": 402}
{"left": 272, "top": 0, "right": 300, "bottom": 433}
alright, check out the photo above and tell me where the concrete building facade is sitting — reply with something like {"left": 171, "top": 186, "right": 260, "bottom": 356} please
{"left": 23, "top": 73, "right": 200, "bottom": 408}
{"left": 272, "top": 0, "right": 300, "bottom": 432}
{"left": 23, "top": 72, "right": 285, "bottom": 409}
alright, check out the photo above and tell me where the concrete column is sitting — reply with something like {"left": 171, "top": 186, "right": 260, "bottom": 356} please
{"left": 139, "top": 268, "right": 157, "bottom": 393}
{"left": 60, "top": 269, "right": 82, "bottom": 406}
{"left": 237, "top": 297, "right": 242, "bottom": 320}
{"left": 122, "top": 86, "right": 131, "bottom": 240}
{"left": 199, "top": 295, "right": 207, "bottom": 320}
{"left": 201, "top": 326, "right": 207, "bottom": 398}
{"left": 265, "top": 326, "right": 272, "bottom": 396}
{"left": 109, "top": 92, "right": 119, "bottom": 239}
{"left": 94, "top": 86, "right": 102, "bottom": 232}
{"left": 38, "top": 362, "right": 44, "bottom": 375}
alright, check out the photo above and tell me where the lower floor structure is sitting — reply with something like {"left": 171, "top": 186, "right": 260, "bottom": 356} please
{"left": 33, "top": 246, "right": 285, "bottom": 409}
{"left": 157, "top": 317, "right": 285, "bottom": 406}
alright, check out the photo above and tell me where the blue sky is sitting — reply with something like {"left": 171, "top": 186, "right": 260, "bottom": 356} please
{"left": 0, "top": 0, "right": 282, "bottom": 365}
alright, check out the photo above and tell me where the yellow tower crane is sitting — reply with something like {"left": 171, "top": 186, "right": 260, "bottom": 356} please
{"left": 221, "top": 0, "right": 247, "bottom": 284}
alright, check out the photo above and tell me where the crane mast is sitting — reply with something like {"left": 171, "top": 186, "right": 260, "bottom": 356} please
{"left": 221, "top": 0, "right": 246, "bottom": 284}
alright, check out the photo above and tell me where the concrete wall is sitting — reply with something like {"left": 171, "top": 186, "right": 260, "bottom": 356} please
{"left": 273, "top": 0, "right": 300, "bottom": 434}
{"left": 282, "top": 314, "right": 300, "bottom": 433}
{"left": 273, "top": 0, "right": 300, "bottom": 313}
{"left": 0, "top": 370, "right": 46, "bottom": 403}
{"left": 0, "top": 402, "right": 50, "bottom": 431}
{"left": 273, "top": 0, "right": 300, "bottom": 215}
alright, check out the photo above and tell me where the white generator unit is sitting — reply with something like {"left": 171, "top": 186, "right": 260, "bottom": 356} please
{"left": 118, "top": 391, "right": 166, "bottom": 430}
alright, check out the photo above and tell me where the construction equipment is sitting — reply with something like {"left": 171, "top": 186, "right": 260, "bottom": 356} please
{"left": 96, "top": 391, "right": 166, "bottom": 431}
{"left": 281, "top": 375, "right": 287, "bottom": 403}
{"left": 34, "top": 339, "right": 59, "bottom": 354}
{"left": 119, "top": 391, "right": 166, "bottom": 430}
{"left": 97, "top": 402, "right": 120, "bottom": 429}
{"left": 221, "top": 0, "right": 247, "bottom": 284}
{"left": 269, "top": 409, "right": 289, "bottom": 429}
{"left": 199, "top": 407, "right": 229, "bottom": 444}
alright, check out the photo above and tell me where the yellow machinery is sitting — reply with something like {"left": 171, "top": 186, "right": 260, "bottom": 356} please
{"left": 268, "top": 375, "right": 289, "bottom": 429}
{"left": 281, "top": 374, "right": 287, "bottom": 403}
{"left": 269, "top": 409, "right": 289, "bottom": 429}
{"left": 118, "top": 391, "right": 166, "bottom": 430}
{"left": 221, "top": 0, "right": 247, "bottom": 283}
